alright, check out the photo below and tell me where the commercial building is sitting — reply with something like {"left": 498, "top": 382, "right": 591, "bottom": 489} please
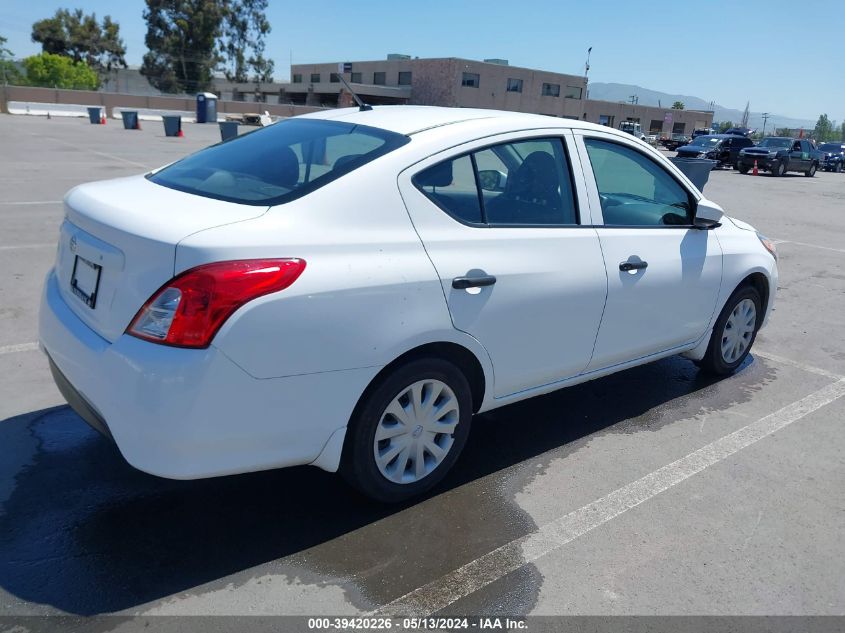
{"left": 217, "top": 55, "right": 712, "bottom": 136}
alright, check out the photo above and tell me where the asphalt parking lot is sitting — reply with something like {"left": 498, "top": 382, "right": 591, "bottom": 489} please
{"left": 1, "top": 115, "right": 843, "bottom": 624}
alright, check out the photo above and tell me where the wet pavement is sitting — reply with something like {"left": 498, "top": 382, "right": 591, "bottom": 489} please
{"left": 0, "top": 116, "right": 843, "bottom": 620}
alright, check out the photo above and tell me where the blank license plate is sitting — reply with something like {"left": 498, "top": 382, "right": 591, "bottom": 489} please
{"left": 70, "top": 255, "right": 102, "bottom": 309}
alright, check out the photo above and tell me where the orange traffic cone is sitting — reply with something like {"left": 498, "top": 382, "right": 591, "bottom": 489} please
{"left": 178, "top": 129, "right": 184, "bottom": 138}
{"left": 135, "top": 119, "right": 141, "bottom": 130}
{"left": 100, "top": 112, "right": 106, "bottom": 125}
{"left": 752, "top": 159, "right": 758, "bottom": 176}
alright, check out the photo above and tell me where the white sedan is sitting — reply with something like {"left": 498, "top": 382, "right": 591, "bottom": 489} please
{"left": 39, "top": 106, "right": 778, "bottom": 502}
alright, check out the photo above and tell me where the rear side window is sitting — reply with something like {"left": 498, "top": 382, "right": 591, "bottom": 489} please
{"left": 413, "top": 137, "right": 578, "bottom": 226}
{"left": 148, "top": 119, "right": 409, "bottom": 206}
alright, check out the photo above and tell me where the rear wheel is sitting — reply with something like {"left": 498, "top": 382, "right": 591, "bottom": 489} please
{"left": 340, "top": 358, "right": 473, "bottom": 503}
{"left": 805, "top": 163, "right": 817, "bottom": 177}
{"left": 697, "top": 285, "right": 762, "bottom": 375}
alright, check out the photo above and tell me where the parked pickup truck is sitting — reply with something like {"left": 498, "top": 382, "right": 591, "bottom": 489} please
{"left": 737, "top": 137, "right": 820, "bottom": 177}
{"left": 660, "top": 133, "right": 690, "bottom": 151}
{"left": 817, "top": 142, "right": 845, "bottom": 172}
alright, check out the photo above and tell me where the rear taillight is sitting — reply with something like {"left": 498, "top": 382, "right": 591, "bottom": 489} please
{"left": 127, "top": 258, "right": 306, "bottom": 348}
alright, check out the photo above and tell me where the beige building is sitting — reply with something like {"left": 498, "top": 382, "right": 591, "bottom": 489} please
{"left": 216, "top": 55, "right": 712, "bottom": 136}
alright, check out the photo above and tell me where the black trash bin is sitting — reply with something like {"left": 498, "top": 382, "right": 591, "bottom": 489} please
{"left": 219, "top": 121, "right": 239, "bottom": 142}
{"left": 87, "top": 107, "right": 102, "bottom": 124}
{"left": 121, "top": 110, "right": 139, "bottom": 130}
{"left": 162, "top": 115, "right": 182, "bottom": 137}
{"left": 196, "top": 92, "right": 218, "bottom": 123}
{"left": 669, "top": 157, "right": 718, "bottom": 191}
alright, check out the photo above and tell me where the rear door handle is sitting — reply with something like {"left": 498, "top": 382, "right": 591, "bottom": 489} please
{"left": 619, "top": 261, "right": 648, "bottom": 272}
{"left": 452, "top": 275, "right": 497, "bottom": 289}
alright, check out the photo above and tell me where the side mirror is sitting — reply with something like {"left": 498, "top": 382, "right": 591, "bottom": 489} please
{"left": 477, "top": 169, "right": 507, "bottom": 192}
{"left": 694, "top": 199, "right": 724, "bottom": 230}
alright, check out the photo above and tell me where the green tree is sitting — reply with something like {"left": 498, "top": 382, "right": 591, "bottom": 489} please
{"left": 717, "top": 121, "right": 734, "bottom": 133}
{"left": 672, "top": 101, "right": 684, "bottom": 110}
{"left": 813, "top": 114, "right": 834, "bottom": 142}
{"left": 774, "top": 127, "right": 792, "bottom": 137}
{"left": 141, "top": 0, "right": 275, "bottom": 94}
{"left": 841, "top": 122, "right": 845, "bottom": 142}
{"left": 31, "top": 9, "right": 126, "bottom": 75}
{"left": 22, "top": 52, "right": 99, "bottom": 89}
{"left": 219, "top": 0, "right": 273, "bottom": 83}
{"left": 1, "top": 35, "right": 23, "bottom": 85}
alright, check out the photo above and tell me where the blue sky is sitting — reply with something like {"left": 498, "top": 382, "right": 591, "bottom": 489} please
{"left": 2, "top": 0, "right": 843, "bottom": 122}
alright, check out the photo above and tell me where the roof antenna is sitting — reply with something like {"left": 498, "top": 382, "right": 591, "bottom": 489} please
{"left": 335, "top": 64, "right": 372, "bottom": 111}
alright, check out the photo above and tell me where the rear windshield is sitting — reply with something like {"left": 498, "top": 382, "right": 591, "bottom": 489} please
{"left": 148, "top": 118, "right": 409, "bottom": 205}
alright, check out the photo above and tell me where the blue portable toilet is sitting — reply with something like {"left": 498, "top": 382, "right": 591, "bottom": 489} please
{"left": 196, "top": 92, "right": 218, "bottom": 123}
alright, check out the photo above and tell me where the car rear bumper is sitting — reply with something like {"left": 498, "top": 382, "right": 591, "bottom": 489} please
{"left": 39, "top": 270, "right": 376, "bottom": 478}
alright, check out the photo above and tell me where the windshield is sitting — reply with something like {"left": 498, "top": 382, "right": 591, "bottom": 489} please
{"left": 757, "top": 138, "right": 792, "bottom": 149}
{"left": 818, "top": 143, "right": 845, "bottom": 152}
{"left": 690, "top": 136, "right": 721, "bottom": 146}
{"left": 148, "top": 119, "right": 409, "bottom": 205}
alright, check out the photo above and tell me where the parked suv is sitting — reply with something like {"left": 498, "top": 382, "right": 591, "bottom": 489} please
{"left": 737, "top": 137, "right": 820, "bottom": 176}
{"left": 676, "top": 134, "right": 755, "bottom": 168}
{"left": 817, "top": 142, "right": 845, "bottom": 172}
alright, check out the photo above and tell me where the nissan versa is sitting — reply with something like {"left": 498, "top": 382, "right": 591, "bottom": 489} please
{"left": 39, "top": 106, "right": 778, "bottom": 502}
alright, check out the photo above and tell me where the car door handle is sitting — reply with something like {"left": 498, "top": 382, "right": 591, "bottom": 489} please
{"left": 619, "top": 261, "right": 648, "bottom": 272}
{"left": 452, "top": 275, "right": 497, "bottom": 289}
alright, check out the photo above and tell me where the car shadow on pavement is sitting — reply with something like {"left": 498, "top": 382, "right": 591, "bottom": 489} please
{"left": 0, "top": 354, "right": 768, "bottom": 615}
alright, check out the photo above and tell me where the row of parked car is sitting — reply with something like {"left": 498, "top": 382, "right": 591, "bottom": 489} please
{"left": 671, "top": 131, "right": 845, "bottom": 177}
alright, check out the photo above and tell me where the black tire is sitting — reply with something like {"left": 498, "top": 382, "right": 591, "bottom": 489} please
{"left": 771, "top": 161, "right": 785, "bottom": 177}
{"left": 697, "top": 285, "right": 763, "bottom": 375}
{"left": 738, "top": 163, "right": 749, "bottom": 174}
{"left": 805, "top": 163, "right": 817, "bottom": 177}
{"left": 340, "top": 358, "right": 473, "bottom": 503}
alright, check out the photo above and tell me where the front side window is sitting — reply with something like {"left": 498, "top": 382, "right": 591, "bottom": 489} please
{"left": 462, "top": 72, "right": 480, "bottom": 88}
{"left": 413, "top": 138, "right": 578, "bottom": 226}
{"left": 506, "top": 78, "right": 523, "bottom": 93}
{"left": 584, "top": 138, "right": 693, "bottom": 226}
{"left": 398, "top": 71, "right": 412, "bottom": 85}
{"left": 149, "top": 119, "right": 409, "bottom": 206}
{"left": 541, "top": 83, "right": 560, "bottom": 97}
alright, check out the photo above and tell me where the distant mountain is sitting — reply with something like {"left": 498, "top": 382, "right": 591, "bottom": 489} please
{"left": 587, "top": 82, "right": 816, "bottom": 131}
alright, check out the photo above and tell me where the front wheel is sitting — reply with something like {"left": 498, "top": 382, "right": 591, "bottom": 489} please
{"left": 340, "top": 358, "right": 473, "bottom": 503}
{"left": 697, "top": 285, "right": 762, "bottom": 375}
{"left": 771, "top": 161, "right": 785, "bottom": 177}
{"left": 805, "top": 163, "right": 817, "bottom": 177}
{"left": 738, "top": 163, "right": 750, "bottom": 174}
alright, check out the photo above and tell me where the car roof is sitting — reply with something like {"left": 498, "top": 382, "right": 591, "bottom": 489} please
{"left": 296, "top": 105, "right": 608, "bottom": 136}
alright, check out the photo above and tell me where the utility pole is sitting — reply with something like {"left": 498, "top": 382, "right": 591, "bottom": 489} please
{"left": 628, "top": 94, "right": 638, "bottom": 105}
{"left": 584, "top": 46, "right": 592, "bottom": 81}
{"left": 761, "top": 112, "right": 770, "bottom": 136}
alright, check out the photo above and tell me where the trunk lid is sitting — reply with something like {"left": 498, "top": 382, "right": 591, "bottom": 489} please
{"left": 55, "top": 175, "right": 268, "bottom": 342}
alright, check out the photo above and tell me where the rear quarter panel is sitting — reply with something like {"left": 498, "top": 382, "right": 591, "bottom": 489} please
{"left": 175, "top": 158, "right": 495, "bottom": 387}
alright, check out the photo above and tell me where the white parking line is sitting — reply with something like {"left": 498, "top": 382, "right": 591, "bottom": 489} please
{"left": 775, "top": 239, "right": 845, "bottom": 255}
{"left": 754, "top": 349, "right": 845, "bottom": 381}
{"left": 376, "top": 375, "right": 845, "bottom": 617}
{"left": 0, "top": 243, "right": 54, "bottom": 251}
{"left": 0, "top": 342, "right": 39, "bottom": 356}
{"left": 0, "top": 200, "right": 63, "bottom": 206}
